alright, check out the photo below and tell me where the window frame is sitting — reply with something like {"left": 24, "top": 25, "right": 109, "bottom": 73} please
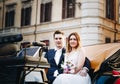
{"left": 5, "top": 4, "right": 16, "bottom": 27}
{"left": 106, "top": 0, "right": 115, "bottom": 20}
{"left": 40, "top": 2, "right": 52, "bottom": 23}
{"left": 21, "top": 6, "right": 31, "bottom": 26}
{"left": 62, "top": 0, "right": 75, "bottom": 19}
{"left": 118, "top": 1, "right": 120, "bottom": 23}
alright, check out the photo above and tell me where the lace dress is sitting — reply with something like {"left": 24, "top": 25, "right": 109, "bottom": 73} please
{"left": 53, "top": 50, "right": 91, "bottom": 84}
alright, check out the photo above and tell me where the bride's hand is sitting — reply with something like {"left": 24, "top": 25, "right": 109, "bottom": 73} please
{"left": 69, "top": 69, "right": 75, "bottom": 74}
{"left": 79, "top": 68, "right": 87, "bottom": 76}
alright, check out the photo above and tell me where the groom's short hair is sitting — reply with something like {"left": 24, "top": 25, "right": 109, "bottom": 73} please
{"left": 53, "top": 30, "right": 64, "bottom": 38}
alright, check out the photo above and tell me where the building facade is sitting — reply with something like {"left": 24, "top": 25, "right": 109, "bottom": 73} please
{"left": 0, "top": 0, "right": 120, "bottom": 48}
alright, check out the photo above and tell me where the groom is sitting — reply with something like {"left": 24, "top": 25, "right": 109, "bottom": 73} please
{"left": 45, "top": 30, "right": 91, "bottom": 84}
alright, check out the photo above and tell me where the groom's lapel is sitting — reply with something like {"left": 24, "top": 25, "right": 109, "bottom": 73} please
{"left": 51, "top": 49, "right": 57, "bottom": 65}
{"left": 58, "top": 48, "right": 65, "bottom": 65}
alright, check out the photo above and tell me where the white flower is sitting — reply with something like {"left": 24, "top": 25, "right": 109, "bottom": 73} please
{"left": 61, "top": 64, "right": 67, "bottom": 69}
{"left": 61, "top": 60, "right": 75, "bottom": 74}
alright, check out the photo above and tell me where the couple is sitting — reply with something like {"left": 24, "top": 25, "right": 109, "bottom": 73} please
{"left": 45, "top": 30, "right": 91, "bottom": 84}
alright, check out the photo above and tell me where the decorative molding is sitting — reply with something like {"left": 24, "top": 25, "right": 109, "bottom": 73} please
{"left": 21, "top": 0, "right": 33, "bottom": 8}
{"left": 21, "top": 0, "right": 33, "bottom": 3}
{"left": 6, "top": 3, "right": 16, "bottom": 11}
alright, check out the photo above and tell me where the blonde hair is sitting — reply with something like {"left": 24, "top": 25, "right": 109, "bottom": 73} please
{"left": 66, "top": 32, "right": 81, "bottom": 53}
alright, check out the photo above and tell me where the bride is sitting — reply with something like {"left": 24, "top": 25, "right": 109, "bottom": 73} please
{"left": 53, "top": 32, "right": 91, "bottom": 84}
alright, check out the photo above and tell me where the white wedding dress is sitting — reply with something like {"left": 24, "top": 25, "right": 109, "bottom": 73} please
{"left": 53, "top": 50, "right": 91, "bottom": 84}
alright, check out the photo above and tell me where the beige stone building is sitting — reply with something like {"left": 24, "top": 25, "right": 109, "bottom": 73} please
{"left": 0, "top": 0, "right": 120, "bottom": 48}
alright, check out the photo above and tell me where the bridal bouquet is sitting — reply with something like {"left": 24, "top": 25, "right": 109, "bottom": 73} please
{"left": 61, "top": 60, "right": 75, "bottom": 74}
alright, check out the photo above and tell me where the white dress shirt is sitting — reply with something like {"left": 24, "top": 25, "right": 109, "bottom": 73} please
{"left": 54, "top": 48, "right": 62, "bottom": 65}
{"left": 54, "top": 48, "right": 62, "bottom": 77}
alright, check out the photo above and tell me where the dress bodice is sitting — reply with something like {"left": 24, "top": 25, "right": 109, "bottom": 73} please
{"left": 65, "top": 51, "right": 79, "bottom": 68}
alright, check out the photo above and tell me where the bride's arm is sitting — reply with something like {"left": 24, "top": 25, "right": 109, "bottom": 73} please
{"left": 74, "top": 50, "right": 85, "bottom": 74}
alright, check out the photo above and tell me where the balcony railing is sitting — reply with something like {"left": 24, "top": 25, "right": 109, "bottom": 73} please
{"left": 0, "top": 27, "right": 22, "bottom": 44}
{"left": 0, "top": 27, "right": 20, "bottom": 37}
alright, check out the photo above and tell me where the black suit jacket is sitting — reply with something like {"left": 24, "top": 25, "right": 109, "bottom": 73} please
{"left": 45, "top": 48, "right": 65, "bottom": 83}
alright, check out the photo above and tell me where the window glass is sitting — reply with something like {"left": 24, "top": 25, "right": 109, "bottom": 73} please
{"left": 62, "top": 0, "right": 75, "bottom": 19}
{"left": 21, "top": 1, "right": 32, "bottom": 26}
{"left": 118, "top": 1, "right": 120, "bottom": 23}
{"left": 5, "top": 4, "right": 16, "bottom": 27}
{"left": 106, "top": 0, "right": 115, "bottom": 20}
{"left": 40, "top": 1, "right": 52, "bottom": 23}
{"left": 21, "top": 7, "right": 31, "bottom": 26}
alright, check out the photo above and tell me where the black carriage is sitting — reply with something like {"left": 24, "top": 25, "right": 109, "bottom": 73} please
{"left": 0, "top": 28, "right": 49, "bottom": 84}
